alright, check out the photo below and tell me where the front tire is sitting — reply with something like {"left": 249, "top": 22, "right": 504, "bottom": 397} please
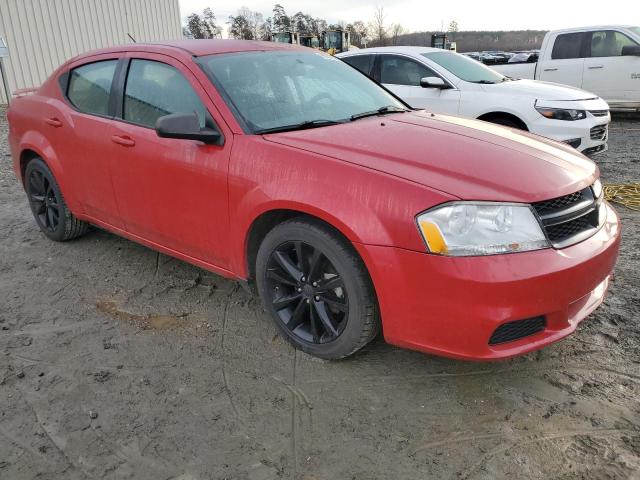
{"left": 256, "top": 219, "right": 380, "bottom": 359}
{"left": 24, "top": 158, "right": 89, "bottom": 242}
{"left": 486, "top": 117, "right": 523, "bottom": 130}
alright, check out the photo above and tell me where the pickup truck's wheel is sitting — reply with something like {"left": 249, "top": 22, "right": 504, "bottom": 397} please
{"left": 256, "top": 219, "right": 380, "bottom": 359}
{"left": 24, "top": 158, "right": 89, "bottom": 242}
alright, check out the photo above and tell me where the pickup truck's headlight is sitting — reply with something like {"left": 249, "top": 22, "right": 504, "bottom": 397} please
{"left": 535, "top": 107, "right": 586, "bottom": 121}
{"left": 416, "top": 203, "right": 550, "bottom": 256}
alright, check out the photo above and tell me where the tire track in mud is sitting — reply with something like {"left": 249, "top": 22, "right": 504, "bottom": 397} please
{"left": 220, "top": 283, "right": 243, "bottom": 422}
{"left": 296, "top": 365, "right": 640, "bottom": 387}
{"left": 12, "top": 385, "right": 93, "bottom": 479}
{"left": 8, "top": 352, "right": 178, "bottom": 375}
{"left": 271, "top": 354, "right": 315, "bottom": 479}
{"left": 456, "top": 427, "right": 639, "bottom": 480}
{"left": 291, "top": 349, "right": 299, "bottom": 480}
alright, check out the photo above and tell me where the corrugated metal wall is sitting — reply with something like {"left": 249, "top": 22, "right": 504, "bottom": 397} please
{"left": 0, "top": 0, "right": 182, "bottom": 103}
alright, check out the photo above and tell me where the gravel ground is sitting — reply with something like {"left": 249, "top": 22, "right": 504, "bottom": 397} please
{"left": 0, "top": 106, "right": 639, "bottom": 480}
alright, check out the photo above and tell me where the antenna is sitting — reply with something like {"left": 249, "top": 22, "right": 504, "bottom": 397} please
{"left": 127, "top": 33, "right": 137, "bottom": 43}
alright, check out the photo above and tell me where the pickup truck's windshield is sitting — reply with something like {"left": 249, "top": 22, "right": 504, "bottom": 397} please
{"left": 199, "top": 51, "right": 406, "bottom": 133}
{"left": 422, "top": 51, "right": 507, "bottom": 84}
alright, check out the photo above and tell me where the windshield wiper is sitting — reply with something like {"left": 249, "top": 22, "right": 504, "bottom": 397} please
{"left": 471, "top": 80, "right": 498, "bottom": 84}
{"left": 253, "top": 120, "right": 342, "bottom": 135}
{"left": 255, "top": 119, "right": 342, "bottom": 135}
{"left": 256, "top": 119, "right": 342, "bottom": 134}
{"left": 350, "top": 105, "right": 408, "bottom": 121}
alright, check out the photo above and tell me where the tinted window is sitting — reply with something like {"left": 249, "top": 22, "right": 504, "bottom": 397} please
{"left": 380, "top": 56, "right": 438, "bottom": 86}
{"left": 124, "top": 60, "right": 211, "bottom": 128}
{"left": 589, "top": 30, "right": 639, "bottom": 57}
{"left": 342, "top": 55, "right": 374, "bottom": 76}
{"left": 67, "top": 60, "right": 117, "bottom": 116}
{"left": 551, "top": 33, "right": 584, "bottom": 59}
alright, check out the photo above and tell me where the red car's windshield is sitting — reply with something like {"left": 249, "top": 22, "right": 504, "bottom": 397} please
{"left": 199, "top": 51, "right": 406, "bottom": 133}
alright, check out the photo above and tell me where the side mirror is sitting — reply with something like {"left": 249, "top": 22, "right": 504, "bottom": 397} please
{"left": 155, "top": 112, "right": 223, "bottom": 145}
{"left": 420, "top": 77, "right": 451, "bottom": 89}
{"left": 621, "top": 45, "right": 640, "bottom": 56}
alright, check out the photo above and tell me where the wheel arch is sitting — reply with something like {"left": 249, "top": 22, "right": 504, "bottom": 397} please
{"left": 19, "top": 148, "right": 42, "bottom": 183}
{"left": 476, "top": 111, "right": 529, "bottom": 131}
{"left": 243, "top": 206, "right": 367, "bottom": 283}
{"left": 17, "top": 131, "right": 83, "bottom": 214}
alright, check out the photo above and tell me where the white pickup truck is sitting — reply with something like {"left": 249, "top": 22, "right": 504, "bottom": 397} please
{"left": 494, "top": 26, "right": 640, "bottom": 110}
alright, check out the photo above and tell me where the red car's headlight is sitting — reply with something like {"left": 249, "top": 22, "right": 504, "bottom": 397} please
{"left": 416, "top": 202, "right": 550, "bottom": 256}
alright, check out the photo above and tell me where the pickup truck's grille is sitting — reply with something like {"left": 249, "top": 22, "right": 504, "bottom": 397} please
{"left": 589, "top": 110, "right": 609, "bottom": 117}
{"left": 590, "top": 124, "right": 608, "bottom": 141}
{"left": 532, "top": 186, "right": 602, "bottom": 248}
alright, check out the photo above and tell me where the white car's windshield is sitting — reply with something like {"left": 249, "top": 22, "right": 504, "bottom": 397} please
{"left": 422, "top": 51, "right": 507, "bottom": 84}
{"left": 199, "top": 51, "right": 406, "bottom": 133}
{"left": 629, "top": 26, "right": 640, "bottom": 37}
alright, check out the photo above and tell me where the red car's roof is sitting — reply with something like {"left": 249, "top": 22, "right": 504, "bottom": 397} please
{"left": 77, "top": 39, "right": 307, "bottom": 59}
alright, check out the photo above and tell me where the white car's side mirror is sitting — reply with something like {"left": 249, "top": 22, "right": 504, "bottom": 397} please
{"left": 420, "top": 77, "right": 451, "bottom": 89}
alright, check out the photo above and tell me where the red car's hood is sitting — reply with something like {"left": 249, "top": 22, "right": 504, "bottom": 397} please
{"left": 263, "top": 111, "right": 597, "bottom": 203}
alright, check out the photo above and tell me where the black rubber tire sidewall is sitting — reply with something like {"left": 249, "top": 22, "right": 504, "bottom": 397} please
{"left": 256, "top": 220, "right": 378, "bottom": 360}
{"left": 489, "top": 118, "right": 522, "bottom": 129}
{"left": 25, "top": 158, "right": 73, "bottom": 242}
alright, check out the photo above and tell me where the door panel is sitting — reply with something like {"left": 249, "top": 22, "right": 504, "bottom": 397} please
{"left": 109, "top": 56, "right": 231, "bottom": 267}
{"left": 538, "top": 59, "right": 585, "bottom": 88}
{"left": 65, "top": 113, "right": 122, "bottom": 226}
{"left": 538, "top": 32, "right": 585, "bottom": 88}
{"left": 582, "top": 30, "right": 640, "bottom": 104}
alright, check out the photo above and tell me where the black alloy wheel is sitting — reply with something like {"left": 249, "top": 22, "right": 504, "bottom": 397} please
{"left": 266, "top": 240, "right": 349, "bottom": 344}
{"left": 256, "top": 219, "right": 380, "bottom": 359}
{"left": 24, "top": 158, "right": 89, "bottom": 241}
{"left": 28, "top": 168, "right": 59, "bottom": 233}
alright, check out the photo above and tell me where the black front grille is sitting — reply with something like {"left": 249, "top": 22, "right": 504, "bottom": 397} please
{"left": 544, "top": 213, "right": 596, "bottom": 242}
{"left": 589, "top": 110, "right": 609, "bottom": 117}
{"left": 590, "top": 124, "right": 608, "bottom": 140}
{"left": 533, "top": 190, "right": 584, "bottom": 216}
{"left": 489, "top": 316, "right": 546, "bottom": 345}
{"left": 532, "top": 186, "right": 600, "bottom": 247}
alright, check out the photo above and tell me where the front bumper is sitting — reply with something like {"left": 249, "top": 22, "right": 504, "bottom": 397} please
{"left": 356, "top": 202, "right": 621, "bottom": 360}
{"left": 529, "top": 113, "right": 610, "bottom": 155}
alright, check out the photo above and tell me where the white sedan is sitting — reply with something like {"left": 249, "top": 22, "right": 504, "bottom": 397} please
{"left": 337, "top": 47, "right": 611, "bottom": 155}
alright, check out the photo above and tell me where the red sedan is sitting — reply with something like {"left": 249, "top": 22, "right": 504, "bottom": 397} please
{"left": 7, "top": 40, "right": 620, "bottom": 360}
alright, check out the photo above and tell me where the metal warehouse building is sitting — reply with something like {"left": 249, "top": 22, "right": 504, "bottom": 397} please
{"left": 0, "top": 0, "right": 182, "bottom": 103}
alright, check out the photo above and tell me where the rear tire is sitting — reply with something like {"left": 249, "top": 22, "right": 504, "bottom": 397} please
{"left": 24, "top": 158, "right": 89, "bottom": 242}
{"left": 256, "top": 219, "right": 380, "bottom": 360}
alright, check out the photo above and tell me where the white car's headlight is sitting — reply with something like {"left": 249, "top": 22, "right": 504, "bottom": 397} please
{"left": 416, "top": 203, "right": 550, "bottom": 256}
{"left": 535, "top": 106, "right": 587, "bottom": 121}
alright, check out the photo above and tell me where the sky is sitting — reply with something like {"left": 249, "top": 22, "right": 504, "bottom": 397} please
{"left": 178, "top": 0, "right": 634, "bottom": 36}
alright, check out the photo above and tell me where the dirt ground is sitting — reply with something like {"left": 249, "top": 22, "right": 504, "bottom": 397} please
{"left": 1, "top": 106, "right": 639, "bottom": 480}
